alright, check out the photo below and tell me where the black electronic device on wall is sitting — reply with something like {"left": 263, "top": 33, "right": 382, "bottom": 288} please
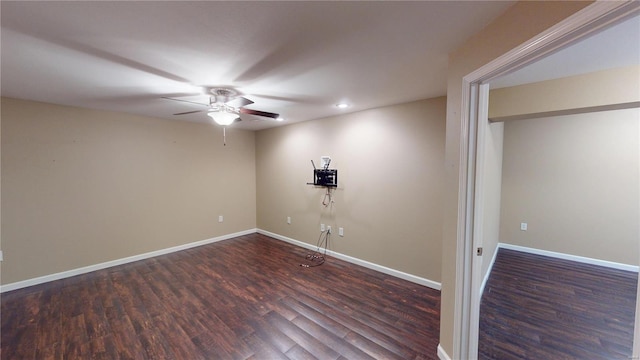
{"left": 307, "top": 159, "right": 338, "bottom": 187}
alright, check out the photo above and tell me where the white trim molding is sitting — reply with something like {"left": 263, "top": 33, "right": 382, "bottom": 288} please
{"left": 479, "top": 244, "right": 500, "bottom": 297}
{"left": 499, "top": 243, "right": 639, "bottom": 273}
{"left": 257, "top": 229, "right": 442, "bottom": 291}
{"left": 437, "top": 344, "right": 453, "bottom": 360}
{"left": 0, "top": 229, "right": 257, "bottom": 293}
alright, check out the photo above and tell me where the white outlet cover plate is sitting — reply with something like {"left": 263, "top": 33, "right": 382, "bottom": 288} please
{"left": 320, "top": 156, "right": 331, "bottom": 168}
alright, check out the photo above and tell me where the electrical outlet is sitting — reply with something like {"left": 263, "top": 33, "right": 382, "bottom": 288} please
{"left": 327, "top": 226, "right": 332, "bottom": 234}
{"left": 287, "top": 216, "right": 291, "bottom": 224}
{"left": 338, "top": 227, "right": 344, "bottom": 237}
{"left": 320, "top": 223, "right": 326, "bottom": 232}
{"left": 0, "top": 250, "right": 3, "bottom": 262}
{"left": 520, "top": 222, "right": 527, "bottom": 231}
{"left": 218, "top": 215, "right": 224, "bottom": 223}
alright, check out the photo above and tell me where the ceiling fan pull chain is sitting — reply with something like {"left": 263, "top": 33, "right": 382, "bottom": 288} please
{"left": 223, "top": 126, "right": 226, "bottom": 146}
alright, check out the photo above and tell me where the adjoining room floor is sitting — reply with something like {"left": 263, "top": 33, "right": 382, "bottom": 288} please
{"left": 479, "top": 248, "right": 638, "bottom": 360}
{"left": 1, "top": 233, "right": 441, "bottom": 359}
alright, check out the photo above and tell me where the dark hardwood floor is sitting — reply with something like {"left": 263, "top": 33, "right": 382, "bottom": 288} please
{"left": 479, "top": 248, "right": 638, "bottom": 360}
{"left": 1, "top": 233, "right": 441, "bottom": 359}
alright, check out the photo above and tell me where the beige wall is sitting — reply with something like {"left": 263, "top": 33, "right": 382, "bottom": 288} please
{"left": 1, "top": 97, "right": 257, "bottom": 284}
{"left": 499, "top": 108, "right": 639, "bottom": 266}
{"left": 480, "top": 122, "right": 504, "bottom": 281}
{"left": 489, "top": 65, "right": 640, "bottom": 121}
{"left": 441, "top": 1, "right": 592, "bottom": 356}
{"left": 256, "top": 98, "right": 446, "bottom": 282}
{"left": 486, "top": 62, "right": 640, "bottom": 271}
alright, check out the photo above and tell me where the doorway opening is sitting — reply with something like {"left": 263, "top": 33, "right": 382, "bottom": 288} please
{"left": 455, "top": 2, "right": 640, "bottom": 359}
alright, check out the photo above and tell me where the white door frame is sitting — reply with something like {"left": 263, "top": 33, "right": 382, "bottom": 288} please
{"left": 454, "top": 1, "right": 640, "bottom": 359}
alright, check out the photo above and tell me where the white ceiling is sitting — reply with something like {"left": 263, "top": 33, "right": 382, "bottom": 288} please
{"left": 492, "top": 13, "right": 640, "bottom": 88}
{"left": 1, "top": 1, "right": 516, "bottom": 130}
{"left": 3, "top": 2, "right": 636, "bottom": 131}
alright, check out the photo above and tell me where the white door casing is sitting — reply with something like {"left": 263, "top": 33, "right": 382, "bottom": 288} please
{"left": 452, "top": 1, "right": 640, "bottom": 359}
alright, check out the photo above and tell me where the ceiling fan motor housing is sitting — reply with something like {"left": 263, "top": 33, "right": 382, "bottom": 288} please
{"left": 210, "top": 87, "right": 238, "bottom": 104}
{"left": 167, "top": 86, "right": 278, "bottom": 120}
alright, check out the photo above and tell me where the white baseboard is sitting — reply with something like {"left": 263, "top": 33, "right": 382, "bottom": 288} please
{"left": 498, "top": 243, "right": 639, "bottom": 272}
{"left": 479, "top": 242, "right": 639, "bottom": 298}
{"left": 480, "top": 244, "right": 500, "bottom": 296}
{"left": 257, "top": 229, "right": 442, "bottom": 290}
{"left": 0, "top": 229, "right": 257, "bottom": 293}
{"left": 437, "top": 344, "right": 452, "bottom": 360}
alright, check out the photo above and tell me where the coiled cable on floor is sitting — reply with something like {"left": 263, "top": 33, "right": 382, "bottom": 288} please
{"left": 300, "top": 230, "right": 330, "bottom": 268}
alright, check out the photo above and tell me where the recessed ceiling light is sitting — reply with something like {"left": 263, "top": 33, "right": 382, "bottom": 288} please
{"left": 276, "top": 117, "right": 284, "bottom": 122}
{"left": 336, "top": 103, "right": 350, "bottom": 109}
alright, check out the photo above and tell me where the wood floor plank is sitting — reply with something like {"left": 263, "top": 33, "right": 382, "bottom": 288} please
{"left": 34, "top": 340, "right": 63, "bottom": 360}
{"left": 1, "top": 233, "right": 440, "bottom": 359}
{"left": 479, "top": 248, "right": 638, "bottom": 360}
{"left": 285, "top": 283, "right": 424, "bottom": 359}
{"left": 87, "top": 335, "right": 121, "bottom": 360}
{"left": 281, "top": 296, "right": 351, "bottom": 338}
{"left": 265, "top": 310, "right": 340, "bottom": 360}
{"left": 245, "top": 314, "right": 297, "bottom": 354}
{"left": 284, "top": 344, "right": 318, "bottom": 360}
{"left": 342, "top": 331, "right": 407, "bottom": 360}
{"left": 151, "top": 312, "right": 206, "bottom": 360}
{"left": 102, "top": 301, "right": 149, "bottom": 360}
{"left": 291, "top": 313, "right": 376, "bottom": 360}
{"left": 243, "top": 332, "right": 289, "bottom": 360}
{"left": 3, "top": 324, "right": 37, "bottom": 360}
{"left": 137, "top": 328, "right": 177, "bottom": 360}
{"left": 190, "top": 309, "right": 253, "bottom": 359}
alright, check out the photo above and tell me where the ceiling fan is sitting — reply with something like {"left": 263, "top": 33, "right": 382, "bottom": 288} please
{"left": 162, "top": 87, "right": 280, "bottom": 126}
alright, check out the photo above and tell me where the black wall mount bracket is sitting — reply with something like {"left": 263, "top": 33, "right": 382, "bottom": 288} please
{"left": 307, "top": 159, "right": 337, "bottom": 187}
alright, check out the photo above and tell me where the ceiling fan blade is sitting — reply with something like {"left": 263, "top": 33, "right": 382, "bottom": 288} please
{"left": 173, "top": 109, "right": 207, "bottom": 115}
{"left": 226, "top": 96, "right": 254, "bottom": 108}
{"left": 162, "top": 97, "right": 209, "bottom": 107}
{"left": 233, "top": 117, "right": 242, "bottom": 123}
{"left": 240, "top": 108, "right": 280, "bottom": 119}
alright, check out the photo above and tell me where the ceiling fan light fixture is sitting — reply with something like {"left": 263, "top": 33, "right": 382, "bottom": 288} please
{"left": 208, "top": 110, "right": 237, "bottom": 126}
